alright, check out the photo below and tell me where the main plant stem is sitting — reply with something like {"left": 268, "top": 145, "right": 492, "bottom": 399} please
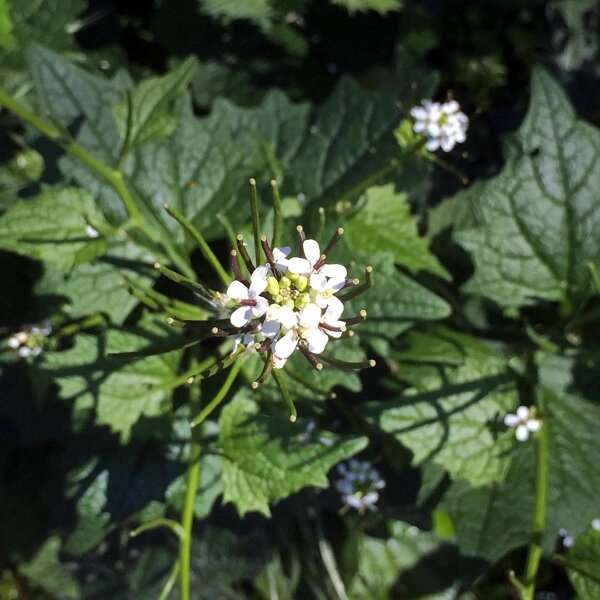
{"left": 0, "top": 88, "right": 194, "bottom": 278}
{"left": 521, "top": 417, "right": 548, "bottom": 600}
{"left": 178, "top": 361, "right": 242, "bottom": 599}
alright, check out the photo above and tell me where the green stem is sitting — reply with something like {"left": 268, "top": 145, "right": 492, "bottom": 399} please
{"left": 178, "top": 358, "right": 242, "bottom": 598}
{"left": 190, "top": 359, "right": 242, "bottom": 427}
{"left": 179, "top": 442, "right": 200, "bottom": 600}
{"left": 248, "top": 178, "right": 262, "bottom": 265}
{"left": 270, "top": 179, "right": 282, "bottom": 249}
{"left": 521, "top": 418, "right": 548, "bottom": 600}
{"left": 0, "top": 88, "right": 194, "bottom": 279}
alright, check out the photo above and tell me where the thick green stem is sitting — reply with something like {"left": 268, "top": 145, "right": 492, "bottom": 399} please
{"left": 521, "top": 419, "right": 548, "bottom": 600}
{"left": 179, "top": 442, "right": 201, "bottom": 600}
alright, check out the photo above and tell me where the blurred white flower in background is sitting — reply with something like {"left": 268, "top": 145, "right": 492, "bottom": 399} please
{"left": 335, "top": 458, "right": 385, "bottom": 513}
{"left": 410, "top": 99, "right": 468, "bottom": 152}
{"left": 504, "top": 405, "right": 542, "bottom": 441}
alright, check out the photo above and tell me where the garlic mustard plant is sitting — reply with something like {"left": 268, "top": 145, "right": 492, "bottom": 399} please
{"left": 504, "top": 405, "right": 542, "bottom": 441}
{"left": 410, "top": 99, "right": 468, "bottom": 152}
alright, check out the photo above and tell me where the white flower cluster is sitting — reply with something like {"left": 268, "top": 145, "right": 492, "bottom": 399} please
{"left": 504, "top": 405, "right": 541, "bottom": 441}
{"left": 410, "top": 99, "right": 468, "bottom": 152}
{"left": 7, "top": 322, "right": 52, "bottom": 357}
{"left": 559, "top": 519, "right": 600, "bottom": 549}
{"left": 226, "top": 229, "right": 365, "bottom": 374}
{"left": 335, "top": 459, "right": 385, "bottom": 513}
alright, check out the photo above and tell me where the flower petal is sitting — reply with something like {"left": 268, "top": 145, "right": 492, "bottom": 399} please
{"left": 504, "top": 413, "right": 520, "bottom": 427}
{"left": 252, "top": 297, "right": 269, "bottom": 316}
{"left": 272, "top": 354, "right": 288, "bottom": 369}
{"left": 515, "top": 424, "right": 529, "bottom": 442}
{"left": 425, "top": 138, "right": 440, "bottom": 152}
{"left": 287, "top": 257, "right": 312, "bottom": 275}
{"left": 305, "top": 328, "right": 329, "bottom": 354}
{"left": 277, "top": 305, "right": 298, "bottom": 329}
{"left": 527, "top": 419, "right": 541, "bottom": 432}
{"left": 273, "top": 246, "right": 291, "bottom": 260}
{"left": 299, "top": 303, "right": 321, "bottom": 329}
{"left": 250, "top": 265, "right": 269, "bottom": 295}
{"left": 303, "top": 239, "right": 321, "bottom": 265}
{"left": 325, "top": 296, "right": 344, "bottom": 320}
{"left": 516, "top": 405, "right": 530, "bottom": 420}
{"left": 274, "top": 330, "right": 299, "bottom": 359}
{"left": 319, "top": 263, "right": 347, "bottom": 279}
{"left": 261, "top": 319, "right": 281, "bottom": 339}
{"left": 410, "top": 106, "right": 427, "bottom": 120}
{"left": 230, "top": 306, "right": 253, "bottom": 327}
{"left": 227, "top": 280, "right": 249, "bottom": 300}
{"left": 328, "top": 277, "right": 346, "bottom": 293}
{"left": 309, "top": 273, "right": 328, "bottom": 292}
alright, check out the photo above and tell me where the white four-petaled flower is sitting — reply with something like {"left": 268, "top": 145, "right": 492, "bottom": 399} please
{"left": 227, "top": 266, "right": 270, "bottom": 327}
{"left": 504, "top": 405, "right": 541, "bottom": 441}
{"left": 335, "top": 459, "right": 385, "bottom": 513}
{"left": 410, "top": 99, "right": 468, "bottom": 153}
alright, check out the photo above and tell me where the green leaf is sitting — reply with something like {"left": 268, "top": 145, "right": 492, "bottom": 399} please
{"left": 40, "top": 321, "right": 183, "bottom": 442}
{"left": 113, "top": 57, "right": 197, "bottom": 149}
{"left": 345, "top": 522, "right": 459, "bottom": 600}
{"left": 35, "top": 238, "right": 156, "bottom": 324}
{"left": 218, "top": 391, "right": 368, "bottom": 516}
{"left": 0, "top": 0, "right": 16, "bottom": 50}
{"left": 0, "top": 186, "right": 107, "bottom": 272}
{"left": 199, "top": 0, "right": 272, "bottom": 26}
{"left": 344, "top": 184, "right": 449, "bottom": 279}
{"left": 359, "top": 328, "right": 516, "bottom": 486}
{"left": 332, "top": 0, "right": 402, "bottom": 14}
{"left": 457, "top": 68, "right": 600, "bottom": 310}
{"left": 562, "top": 528, "right": 600, "bottom": 600}
{"left": 27, "top": 44, "right": 129, "bottom": 222}
{"left": 342, "top": 252, "right": 451, "bottom": 353}
{"left": 18, "top": 536, "right": 79, "bottom": 599}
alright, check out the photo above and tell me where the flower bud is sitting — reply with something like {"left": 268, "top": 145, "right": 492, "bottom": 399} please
{"left": 295, "top": 293, "right": 311, "bottom": 309}
{"left": 286, "top": 269, "right": 299, "bottom": 282}
{"left": 282, "top": 299, "right": 295, "bottom": 309}
{"left": 295, "top": 275, "right": 308, "bottom": 292}
{"left": 279, "top": 276, "right": 291, "bottom": 288}
{"left": 267, "top": 276, "right": 280, "bottom": 296}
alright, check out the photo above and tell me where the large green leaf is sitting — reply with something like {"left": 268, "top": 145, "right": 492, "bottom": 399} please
{"left": 35, "top": 238, "right": 156, "bottom": 324}
{"left": 359, "top": 329, "right": 516, "bottom": 486}
{"left": 218, "top": 392, "right": 368, "bottom": 516}
{"left": 113, "top": 57, "right": 197, "bottom": 149}
{"left": 344, "top": 184, "right": 449, "bottom": 279}
{"left": 0, "top": 186, "right": 107, "bottom": 272}
{"left": 562, "top": 528, "right": 600, "bottom": 600}
{"left": 40, "top": 321, "right": 183, "bottom": 442}
{"left": 457, "top": 68, "right": 600, "bottom": 310}
{"left": 26, "top": 45, "right": 130, "bottom": 222}
{"left": 345, "top": 522, "right": 459, "bottom": 600}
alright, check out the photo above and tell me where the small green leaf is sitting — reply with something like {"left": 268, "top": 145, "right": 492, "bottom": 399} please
{"left": 562, "top": 528, "right": 600, "bottom": 600}
{"left": 457, "top": 68, "right": 600, "bottom": 310}
{"left": 0, "top": 186, "right": 107, "bottom": 272}
{"left": 332, "top": 0, "right": 402, "bottom": 15}
{"left": 344, "top": 184, "right": 449, "bottom": 279}
{"left": 219, "top": 391, "right": 368, "bottom": 516}
{"left": 18, "top": 536, "right": 80, "bottom": 599}
{"left": 359, "top": 328, "right": 516, "bottom": 485}
{"left": 113, "top": 57, "right": 197, "bottom": 149}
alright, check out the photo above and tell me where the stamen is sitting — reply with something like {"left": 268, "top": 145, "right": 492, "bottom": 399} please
{"left": 230, "top": 250, "right": 249, "bottom": 285}
{"left": 236, "top": 234, "right": 255, "bottom": 273}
